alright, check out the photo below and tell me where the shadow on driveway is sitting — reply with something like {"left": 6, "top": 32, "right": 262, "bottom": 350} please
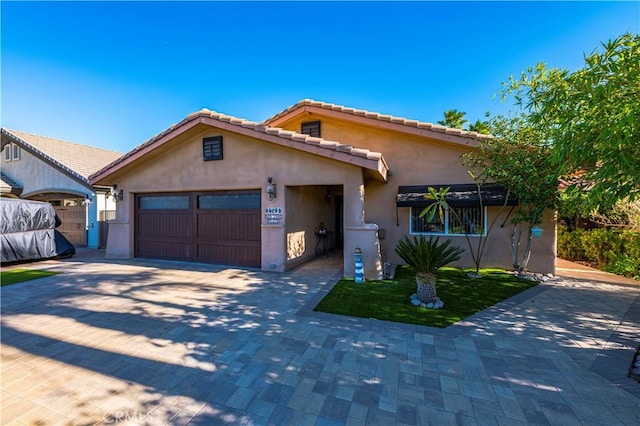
{"left": 2, "top": 254, "right": 639, "bottom": 425}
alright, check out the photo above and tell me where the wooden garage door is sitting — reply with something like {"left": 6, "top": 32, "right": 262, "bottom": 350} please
{"left": 135, "top": 191, "right": 261, "bottom": 267}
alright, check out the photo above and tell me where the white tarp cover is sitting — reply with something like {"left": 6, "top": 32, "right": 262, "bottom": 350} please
{"left": 1, "top": 198, "right": 75, "bottom": 263}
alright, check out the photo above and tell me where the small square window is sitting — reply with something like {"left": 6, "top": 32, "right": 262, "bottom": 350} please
{"left": 203, "top": 136, "right": 223, "bottom": 161}
{"left": 301, "top": 121, "right": 321, "bottom": 138}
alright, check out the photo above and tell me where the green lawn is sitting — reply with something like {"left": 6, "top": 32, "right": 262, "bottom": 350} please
{"left": 314, "top": 265, "right": 537, "bottom": 328}
{"left": 1, "top": 269, "right": 60, "bottom": 286}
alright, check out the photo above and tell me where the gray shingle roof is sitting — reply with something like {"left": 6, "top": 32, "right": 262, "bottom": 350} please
{"left": 1, "top": 128, "right": 123, "bottom": 182}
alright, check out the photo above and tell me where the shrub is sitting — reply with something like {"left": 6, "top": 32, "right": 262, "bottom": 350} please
{"left": 604, "top": 254, "right": 640, "bottom": 281}
{"left": 395, "top": 235, "right": 464, "bottom": 276}
{"left": 558, "top": 225, "right": 640, "bottom": 278}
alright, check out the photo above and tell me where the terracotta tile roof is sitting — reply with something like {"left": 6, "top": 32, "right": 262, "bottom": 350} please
{"left": 1, "top": 128, "right": 123, "bottom": 182}
{"left": 0, "top": 172, "right": 22, "bottom": 196}
{"left": 558, "top": 171, "right": 591, "bottom": 191}
{"left": 263, "top": 99, "right": 490, "bottom": 142}
{"left": 89, "top": 109, "right": 389, "bottom": 183}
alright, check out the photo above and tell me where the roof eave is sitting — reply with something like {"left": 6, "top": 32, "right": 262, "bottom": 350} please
{"left": 90, "top": 112, "right": 389, "bottom": 185}
{"left": 264, "top": 101, "right": 485, "bottom": 149}
{"left": 0, "top": 187, "right": 23, "bottom": 197}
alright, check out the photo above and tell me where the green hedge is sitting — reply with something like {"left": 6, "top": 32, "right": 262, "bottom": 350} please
{"left": 558, "top": 226, "right": 640, "bottom": 279}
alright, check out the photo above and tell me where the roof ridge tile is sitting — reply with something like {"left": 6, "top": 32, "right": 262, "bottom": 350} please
{"left": 90, "top": 107, "right": 389, "bottom": 182}
{"left": 262, "top": 99, "right": 487, "bottom": 140}
{"left": 304, "top": 137, "right": 322, "bottom": 146}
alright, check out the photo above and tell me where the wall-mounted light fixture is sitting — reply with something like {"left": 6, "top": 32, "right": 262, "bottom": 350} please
{"left": 110, "top": 184, "right": 123, "bottom": 202}
{"left": 531, "top": 226, "right": 544, "bottom": 238}
{"left": 266, "top": 177, "right": 277, "bottom": 201}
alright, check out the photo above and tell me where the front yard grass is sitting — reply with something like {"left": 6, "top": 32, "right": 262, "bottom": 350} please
{"left": 1, "top": 269, "right": 60, "bottom": 286}
{"left": 314, "top": 265, "right": 537, "bottom": 328}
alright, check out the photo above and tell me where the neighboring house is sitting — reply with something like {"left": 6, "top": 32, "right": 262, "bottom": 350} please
{"left": 89, "top": 100, "right": 556, "bottom": 278}
{"left": 1, "top": 128, "right": 122, "bottom": 248}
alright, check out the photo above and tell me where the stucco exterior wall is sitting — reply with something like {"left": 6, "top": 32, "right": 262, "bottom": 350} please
{"left": 104, "top": 124, "right": 383, "bottom": 276}
{"left": 1, "top": 147, "right": 91, "bottom": 198}
{"left": 275, "top": 114, "right": 557, "bottom": 274}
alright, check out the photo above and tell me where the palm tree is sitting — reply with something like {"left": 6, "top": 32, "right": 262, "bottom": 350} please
{"left": 395, "top": 235, "right": 464, "bottom": 303}
{"left": 468, "top": 119, "right": 491, "bottom": 134}
{"left": 437, "top": 109, "right": 468, "bottom": 129}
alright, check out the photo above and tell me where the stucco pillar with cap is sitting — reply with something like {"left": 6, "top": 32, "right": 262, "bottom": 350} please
{"left": 343, "top": 179, "right": 383, "bottom": 280}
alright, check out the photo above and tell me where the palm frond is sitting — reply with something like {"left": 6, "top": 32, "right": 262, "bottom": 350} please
{"left": 394, "top": 235, "right": 464, "bottom": 275}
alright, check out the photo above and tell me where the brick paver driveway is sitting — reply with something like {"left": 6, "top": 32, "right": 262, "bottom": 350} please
{"left": 1, "top": 253, "right": 639, "bottom": 425}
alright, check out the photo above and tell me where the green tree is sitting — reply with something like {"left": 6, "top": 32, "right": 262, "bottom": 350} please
{"left": 468, "top": 119, "right": 491, "bottom": 134}
{"left": 437, "top": 109, "right": 468, "bottom": 129}
{"left": 462, "top": 114, "right": 559, "bottom": 274}
{"left": 468, "top": 112, "right": 492, "bottom": 134}
{"left": 502, "top": 32, "right": 640, "bottom": 210}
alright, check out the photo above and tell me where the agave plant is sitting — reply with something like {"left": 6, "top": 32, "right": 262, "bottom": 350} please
{"left": 395, "top": 235, "right": 464, "bottom": 304}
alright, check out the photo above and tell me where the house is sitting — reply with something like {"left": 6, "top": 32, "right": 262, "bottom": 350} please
{"left": 1, "top": 128, "right": 122, "bottom": 248}
{"left": 89, "top": 100, "right": 556, "bottom": 278}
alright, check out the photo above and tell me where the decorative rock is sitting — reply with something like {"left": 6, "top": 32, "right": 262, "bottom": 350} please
{"left": 545, "top": 273, "right": 554, "bottom": 278}
{"left": 411, "top": 295, "right": 445, "bottom": 309}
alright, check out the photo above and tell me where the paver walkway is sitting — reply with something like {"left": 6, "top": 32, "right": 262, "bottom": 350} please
{"left": 1, "top": 253, "right": 639, "bottom": 425}
{"left": 556, "top": 258, "right": 640, "bottom": 286}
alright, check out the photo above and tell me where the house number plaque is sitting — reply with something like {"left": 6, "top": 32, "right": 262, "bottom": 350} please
{"left": 265, "top": 207, "right": 283, "bottom": 224}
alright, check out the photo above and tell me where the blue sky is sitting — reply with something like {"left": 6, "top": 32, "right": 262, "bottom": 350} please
{"left": 2, "top": 1, "right": 638, "bottom": 153}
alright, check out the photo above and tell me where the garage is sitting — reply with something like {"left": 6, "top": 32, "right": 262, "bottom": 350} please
{"left": 135, "top": 191, "right": 261, "bottom": 267}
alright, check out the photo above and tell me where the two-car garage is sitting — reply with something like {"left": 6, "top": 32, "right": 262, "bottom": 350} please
{"left": 91, "top": 108, "right": 390, "bottom": 277}
{"left": 135, "top": 190, "right": 261, "bottom": 267}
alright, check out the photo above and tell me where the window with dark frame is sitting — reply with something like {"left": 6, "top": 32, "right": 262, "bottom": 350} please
{"left": 410, "top": 206, "right": 486, "bottom": 236}
{"left": 138, "top": 195, "right": 190, "bottom": 210}
{"left": 301, "top": 121, "right": 321, "bottom": 138}
{"left": 198, "top": 194, "right": 261, "bottom": 210}
{"left": 203, "top": 136, "right": 223, "bottom": 161}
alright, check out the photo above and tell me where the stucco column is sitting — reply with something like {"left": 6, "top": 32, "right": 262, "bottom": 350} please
{"left": 105, "top": 191, "right": 133, "bottom": 259}
{"left": 343, "top": 180, "right": 365, "bottom": 227}
{"left": 342, "top": 178, "right": 383, "bottom": 280}
{"left": 261, "top": 187, "right": 286, "bottom": 272}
